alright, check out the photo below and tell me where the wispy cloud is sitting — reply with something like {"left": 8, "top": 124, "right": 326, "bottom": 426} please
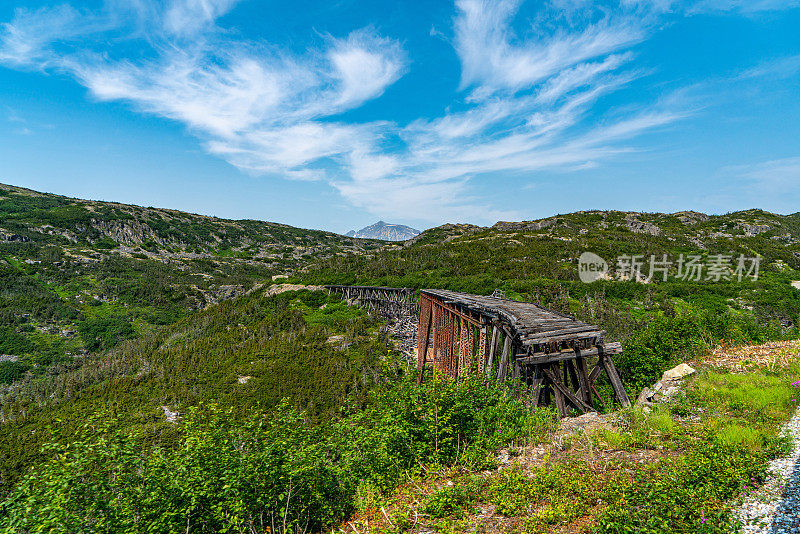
{"left": 453, "top": 0, "right": 647, "bottom": 99}
{"left": 0, "top": 0, "right": 795, "bottom": 223}
{"left": 688, "top": 0, "right": 800, "bottom": 15}
{"left": 729, "top": 156, "right": 800, "bottom": 190}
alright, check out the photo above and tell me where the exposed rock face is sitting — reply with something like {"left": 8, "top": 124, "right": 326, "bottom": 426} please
{"left": 674, "top": 211, "right": 710, "bottom": 225}
{"left": 624, "top": 215, "right": 662, "bottom": 236}
{"left": 402, "top": 223, "right": 484, "bottom": 247}
{"left": 735, "top": 222, "right": 772, "bottom": 237}
{"left": 345, "top": 221, "right": 420, "bottom": 241}
{"left": 493, "top": 218, "right": 559, "bottom": 232}
{"left": 199, "top": 284, "right": 250, "bottom": 307}
{"left": 88, "top": 218, "right": 164, "bottom": 246}
{"left": 0, "top": 232, "right": 30, "bottom": 242}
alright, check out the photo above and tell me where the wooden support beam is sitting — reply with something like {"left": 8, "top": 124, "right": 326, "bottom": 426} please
{"left": 588, "top": 361, "right": 603, "bottom": 384}
{"left": 541, "top": 365, "right": 594, "bottom": 414}
{"left": 546, "top": 364, "right": 567, "bottom": 417}
{"left": 600, "top": 347, "right": 631, "bottom": 407}
{"left": 497, "top": 333, "right": 511, "bottom": 383}
{"left": 517, "top": 342, "right": 622, "bottom": 365}
{"left": 575, "top": 351, "right": 593, "bottom": 408}
{"left": 566, "top": 359, "right": 580, "bottom": 393}
{"left": 485, "top": 326, "right": 499, "bottom": 380}
{"left": 530, "top": 365, "right": 544, "bottom": 407}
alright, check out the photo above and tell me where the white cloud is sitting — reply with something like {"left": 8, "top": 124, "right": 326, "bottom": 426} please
{"left": 0, "top": 5, "right": 94, "bottom": 66}
{"left": 328, "top": 30, "right": 407, "bottom": 109}
{"left": 164, "top": 0, "right": 238, "bottom": 36}
{"left": 453, "top": 0, "right": 647, "bottom": 98}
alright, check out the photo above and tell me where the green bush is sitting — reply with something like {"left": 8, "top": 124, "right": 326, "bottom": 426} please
{"left": 78, "top": 316, "right": 136, "bottom": 352}
{"left": 0, "top": 361, "right": 28, "bottom": 384}
{"left": 0, "top": 377, "right": 553, "bottom": 533}
{"left": 596, "top": 441, "right": 768, "bottom": 534}
{"left": 0, "top": 328, "right": 33, "bottom": 356}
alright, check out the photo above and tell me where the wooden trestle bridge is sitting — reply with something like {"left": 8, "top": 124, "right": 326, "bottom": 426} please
{"left": 326, "top": 285, "right": 630, "bottom": 418}
{"left": 325, "top": 285, "right": 416, "bottom": 318}
{"left": 415, "top": 289, "right": 630, "bottom": 418}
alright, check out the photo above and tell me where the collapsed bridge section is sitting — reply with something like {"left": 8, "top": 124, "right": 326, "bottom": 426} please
{"left": 416, "top": 289, "right": 630, "bottom": 418}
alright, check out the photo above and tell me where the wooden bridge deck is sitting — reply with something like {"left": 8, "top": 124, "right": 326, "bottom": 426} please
{"left": 420, "top": 289, "right": 603, "bottom": 351}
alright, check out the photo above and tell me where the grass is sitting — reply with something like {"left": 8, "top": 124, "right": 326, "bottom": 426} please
{"left": 342, "top": 347, "right": 800, "bottom": 534}
{"left": 689, "top": 370, "right": 798, "bottom": 423}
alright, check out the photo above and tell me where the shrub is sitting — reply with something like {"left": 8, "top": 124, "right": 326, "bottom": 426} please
{"left": 78, "top": 316, "right": 136, "bottom": 352}
{"left": 1, "top": 378, "right": 549, "bottom": 533}
{"left": 0, "top": 361, "right": 28, "bottom": 384}
{"left": 0, "top": 327, "right": 33, "bottom": 356}
{"left": 596, "top": 441, "right": 767, "bottom": 534}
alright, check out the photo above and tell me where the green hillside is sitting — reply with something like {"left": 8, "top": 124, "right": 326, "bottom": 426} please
{"left": 0, "top": 183, "right": 381, "bottom": 383}
{"left": 0, "top": 287, "right": 397, "bottom": 493}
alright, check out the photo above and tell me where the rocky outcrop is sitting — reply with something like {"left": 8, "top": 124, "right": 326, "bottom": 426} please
{"left": 0, "top": 232, "right": 30, "bottom": 242}
{"left": 674, "top": 211, "right": 710, "bottom": 225}
{"left": 624, "top": 215, "right": 662, "bottom": 236}
{"left": 636, "top": 363, "right": 696, "bottom": 407}
{"left": 735, "top": 222, "right": 772, "bottom": 237}
{"left": 493, "top": 218, "right": 559, "bottom": 232}
{"left": 346, "top": 221, "right": 420, "bottom": 241}
{"left": 88, "top": 218, "right": 166, "bottom": 246}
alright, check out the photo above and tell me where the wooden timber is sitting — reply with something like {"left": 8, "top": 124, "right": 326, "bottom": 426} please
{"left": 415, "top": 289, "right": 631, "bottom": 418}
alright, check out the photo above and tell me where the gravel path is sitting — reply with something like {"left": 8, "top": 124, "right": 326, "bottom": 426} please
{"left": 735, "top": 408, "right": 800, "bottom": 534}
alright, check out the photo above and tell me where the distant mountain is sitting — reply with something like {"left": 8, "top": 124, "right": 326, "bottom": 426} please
{"left": 345, "top": 221, "right": 420, "bottom": 241}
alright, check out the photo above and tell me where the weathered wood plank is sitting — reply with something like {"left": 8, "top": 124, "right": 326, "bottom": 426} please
{"left": 517, "top": 342, "right": 622, "bottom": 365}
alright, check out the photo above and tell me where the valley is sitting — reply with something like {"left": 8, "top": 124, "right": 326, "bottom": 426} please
{"left": 2, "top": 184, "right": 800, "bottom": 533}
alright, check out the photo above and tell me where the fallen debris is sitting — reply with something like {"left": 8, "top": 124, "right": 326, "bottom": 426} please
{"left": 703, "top": 340, "right": 800, "bottom": 373}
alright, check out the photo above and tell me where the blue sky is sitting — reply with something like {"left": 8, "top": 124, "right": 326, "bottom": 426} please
{"left": 1, "top": 0, "right": 799, "bottom": 234}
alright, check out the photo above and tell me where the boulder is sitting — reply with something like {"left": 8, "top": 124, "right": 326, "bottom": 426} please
{"left": 636, "top": 363, "right": 696, "bottom": 406}
{"left": 662, "top": 363, "right": 696, "bottom": 382}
